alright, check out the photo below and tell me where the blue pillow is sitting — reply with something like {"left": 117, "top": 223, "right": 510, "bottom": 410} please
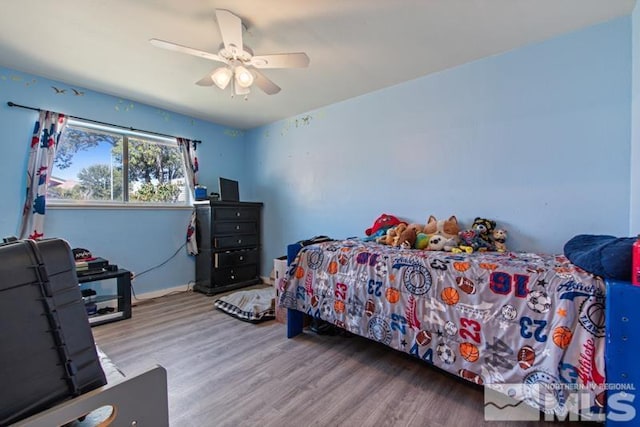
{"left": 563, "top": 234, "right": 634, "bottom": 281}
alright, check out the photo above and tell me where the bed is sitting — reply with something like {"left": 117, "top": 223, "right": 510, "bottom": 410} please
{"left": 279, "top": 239, "right": 640, "bottom": 425}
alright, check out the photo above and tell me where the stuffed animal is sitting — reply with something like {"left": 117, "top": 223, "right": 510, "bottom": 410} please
{"left": 365, "top": 213, "right": 403, "bottom": 237}
{"left": 455, "top": 217, "right": 496, "bottom": 253}
{"left": 426, "top": 234, "right": 447, "bottom": 251}
{"left": 415, "top": 233, "right": 430, "bottom": 250}
{"left": 455, "top": 230, "right": 483, "bottom": 253}
{"left": 471, "top": 217, "right": 496, "bottom": 243}
{"left": 365, "top": 228, "right": 388, "bottom": 241}
{"left": 377, "top": 223, "right": 408, "bottom": 246}
{"left": 442, "top": 236, "right": 461, "bottom": 252}
{"left": 423, "top": 215, "right": 459, "bottom": 238}
{"left": 397, "top": 224, "right": 421, "bottom": 249}
{"left": 492, "top": 229, "right": 508, "bottom": 252}
{"left": 423, "top": 215, "right": 460, "bottom": 251}
{"left": 377, "top": 224, "right": 400, "bottom": 245}
{"left": 398, "top": 225, "right": 419, "bottom": 249}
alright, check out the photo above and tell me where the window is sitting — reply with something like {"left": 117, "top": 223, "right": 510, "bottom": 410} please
{"left": 49, "top": 120, "right": 189, "bottom": 206}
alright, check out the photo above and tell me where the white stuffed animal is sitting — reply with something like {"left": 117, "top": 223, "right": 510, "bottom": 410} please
{"left": 427, "top": 235, "right": 446, "bottom": 251}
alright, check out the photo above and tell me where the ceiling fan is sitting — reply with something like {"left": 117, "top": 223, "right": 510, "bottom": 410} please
{"left": 150, "top": 9, "right": 310, "bottom": 98}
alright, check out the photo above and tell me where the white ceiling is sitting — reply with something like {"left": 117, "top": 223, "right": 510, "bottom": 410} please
{"left": 0, "top": 0, "right": 636, "bottom": 130}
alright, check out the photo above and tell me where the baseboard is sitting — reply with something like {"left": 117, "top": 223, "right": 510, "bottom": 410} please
{"left": 132, "top": 283, "right": 192, "bottom": 301}
{"left": 133, "top": 279, "right": 273, "bottom": 302}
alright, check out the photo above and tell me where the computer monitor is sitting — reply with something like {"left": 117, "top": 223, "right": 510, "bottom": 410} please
{"left": 218, "top": 177, "right": 239, "bottom": 201}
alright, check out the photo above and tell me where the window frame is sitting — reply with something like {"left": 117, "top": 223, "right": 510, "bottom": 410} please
{"left": 48, "top": 119, "right": 192, "bottom": 208}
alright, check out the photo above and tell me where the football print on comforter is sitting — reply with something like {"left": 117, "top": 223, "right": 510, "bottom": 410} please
{"left": 279, "top": 239, "right": 606, "bottom": 418}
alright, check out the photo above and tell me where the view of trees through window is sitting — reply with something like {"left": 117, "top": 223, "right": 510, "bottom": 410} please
{"left": 49, "top": 122, "right": 187, "bottom": 204}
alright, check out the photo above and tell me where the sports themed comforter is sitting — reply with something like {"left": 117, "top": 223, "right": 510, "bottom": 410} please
{"left": 279, "top": 239, "right": 607, "bottom": 418}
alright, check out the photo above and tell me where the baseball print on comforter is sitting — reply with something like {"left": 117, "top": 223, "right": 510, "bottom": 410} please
{"left": 279, "top": 239, "right": 606, "bottom": 418}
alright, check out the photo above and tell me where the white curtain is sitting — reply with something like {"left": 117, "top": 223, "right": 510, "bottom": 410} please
{"left": 19, "top": 110, "right": 68, "bottom": 239}
{"left": 177, "top": 137, "right": 200, "bottom": 255}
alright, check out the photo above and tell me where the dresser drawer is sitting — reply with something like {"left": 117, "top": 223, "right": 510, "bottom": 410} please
{"left": 214, "top": 235, "right": 258, "bottom": 249}
{"left": 213, "top": 221, "right": 257, "bottom": 235}
{"left": 212, "top": 207, "right": 258, "bottom": 221}
{"left": 214, "top": 250, "right": 258, "bottom": 268}
{"left": 213, "top": 264, "right": 258, "bottom": 284}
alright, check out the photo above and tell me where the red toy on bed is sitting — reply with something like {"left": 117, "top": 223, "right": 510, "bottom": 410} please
{"left": 365, "top": 213, "right": 403, "bottom": 237}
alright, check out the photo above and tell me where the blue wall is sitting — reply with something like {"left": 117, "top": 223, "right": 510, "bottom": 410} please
{"left": 247, "top": 17, "right": 632, "bottom": 276}
{"left": 632, "top": 3, "right": 640, "bottom": 234}
{"left": 1, "top": 16, "right": 635, "bottom": 291}
{"left": 0, "top": 67, "right": 248, "bottom": 294}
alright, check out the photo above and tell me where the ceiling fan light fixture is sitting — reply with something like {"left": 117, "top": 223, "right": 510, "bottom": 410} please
{"left": 234, "top": 65, "right": 254, "bottom": 88}
{"left": 212, "top": 67, "right": 232, "bottom": 89}
{"left": 233, "top": 79, "right": 251, "bottom": 96}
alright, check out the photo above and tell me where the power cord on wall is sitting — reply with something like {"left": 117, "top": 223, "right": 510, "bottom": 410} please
{"left": 131, "top": 241, "right": 187, "bottom": 280}
{"left": 129, "top": 242, "right": 195, "bottom": 303}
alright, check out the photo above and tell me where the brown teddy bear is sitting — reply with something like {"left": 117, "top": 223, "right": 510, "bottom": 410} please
{"left": 398, "top": 224, "right": 421, "bottom": 249}
{"left": 376, "top": 223, "right": 407, "bottom": 246}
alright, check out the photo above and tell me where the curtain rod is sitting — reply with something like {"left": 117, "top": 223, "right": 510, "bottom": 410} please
{"left": 7, "top": 101, "right": 201, "bottom": 144}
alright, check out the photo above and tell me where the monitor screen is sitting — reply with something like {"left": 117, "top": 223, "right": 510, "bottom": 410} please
{"left": 218, "top": 177, "right": 239, "bottom": 201}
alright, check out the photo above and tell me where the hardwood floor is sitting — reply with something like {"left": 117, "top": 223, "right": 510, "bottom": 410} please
{"left": 92, "top": 289, "right": 597, "bottom": 427}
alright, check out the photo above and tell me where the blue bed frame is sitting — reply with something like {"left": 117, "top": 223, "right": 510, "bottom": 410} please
{"left": 284, "top": 243, "right": 640, "bottom": 426}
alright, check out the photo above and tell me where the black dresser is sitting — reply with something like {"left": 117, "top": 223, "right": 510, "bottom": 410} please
{"left": 194, "top": 200, "right": 263, "bottom": 295}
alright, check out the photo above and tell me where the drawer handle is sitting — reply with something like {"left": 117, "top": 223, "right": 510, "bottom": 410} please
{"left": 239, "top": 256, "right": 244, "bottom": 261}
{"left": 236, "top": 212, "right": 241, "bottom": 217}
{"left": 231, "top": 275, "right": 235, "bottom": 280}
{"left": 236, "top": 225, "right": 240, "bottom": 230}
{"left": 237, "top": 239, "right": 242, "bottom": 244}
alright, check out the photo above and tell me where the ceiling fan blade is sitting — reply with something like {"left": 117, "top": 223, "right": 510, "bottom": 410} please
{"left": 149, "top": 38, "right": 227, "bottom": 63}
{"left": 252, "top": 69, "right": 281, "bottom": 95}
{"left": 250, "top": 52, "right": 310, "bottom": 69}
{"left": 215, "top": 9, "right": 243, "bottom": 54}
{"left": 195, "top": 74, "right": 214, "bottom": 86}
